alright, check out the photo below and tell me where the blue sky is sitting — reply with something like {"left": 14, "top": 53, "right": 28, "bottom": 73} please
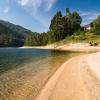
{"left": 0, "top": 0, "right": 100, "bottom": 33}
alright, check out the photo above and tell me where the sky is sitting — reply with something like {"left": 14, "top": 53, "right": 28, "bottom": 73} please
{"left": 0, "top": 0, "right": 100, "bottom": 33}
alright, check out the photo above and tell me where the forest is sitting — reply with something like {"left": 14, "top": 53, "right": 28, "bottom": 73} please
{"left": 0, "top": 8, "right": 100, "bottom": 47}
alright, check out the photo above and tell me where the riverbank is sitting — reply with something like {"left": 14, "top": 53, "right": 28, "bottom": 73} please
{"left": 21, "top": 43, "right": 100, "bottom": 52}
{"left": 36, "top": 52, "right": 100, "bottom": 100}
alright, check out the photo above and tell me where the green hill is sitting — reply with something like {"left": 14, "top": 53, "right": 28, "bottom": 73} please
{"left": 0, "top": 23, "right": 24, "bottom": 47}
{"left": 0, "top": 20, "right": 33, "bottom": 35}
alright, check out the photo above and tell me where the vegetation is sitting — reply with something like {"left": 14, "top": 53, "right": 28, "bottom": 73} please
{"left": 25, "top": 8, "right": 82, "bottom": 45}
{"left": 24, "top": 32, "right": 48, "bottom": 46}
{"left": 0, "top": 23, "right": 24, "bottom": 47}
{"left": 0, "top": 20, "right": 48, "bottom": 47}
{"left": 0, "top": 8, "right": 100, "bottom": 47}
{"left": 48, "top": 8, "right": 82, "bottom": 43}
{"left": 0, "top": 20, "right": 33, "bottom": 35}
{"left": 90, "top": 15, "right": 100, "bottom": 35}
{"left": 58, "top": 14, "right": 100, "bottom": 44}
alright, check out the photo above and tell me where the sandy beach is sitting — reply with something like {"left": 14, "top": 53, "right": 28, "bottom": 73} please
{"left": 36, "top": 52, "right": 100, "bottom": 100}
{"left": 20, "top": 44, "right": 100, "bottom": 100}
{"left": 21, "top": 43, "right": 100, "bottom": 52}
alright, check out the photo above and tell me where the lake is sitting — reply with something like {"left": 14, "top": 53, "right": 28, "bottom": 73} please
{"left": 0, "top": 48, "right": 84, "bottom": 100}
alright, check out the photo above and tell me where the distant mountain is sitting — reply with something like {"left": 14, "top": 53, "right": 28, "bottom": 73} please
{"left": 0, "top": 20, "right": 26, "bottom": 47}
{"left": 0, "top": 19, "right": 41, "bottom": 47}
{"left": 0, "top": 20, "right": 33, "bottom": 35}
{"left": 0, "top": 23, "right": 14, "bottom": 34}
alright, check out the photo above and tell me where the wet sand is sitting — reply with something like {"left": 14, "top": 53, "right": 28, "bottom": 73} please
{"left": 36, "top": 52, "right": 100, "bottom": 100}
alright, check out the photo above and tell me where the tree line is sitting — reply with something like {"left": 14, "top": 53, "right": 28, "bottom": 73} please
{"left": 25, "top": 8, "right": 82, "bottom": 46}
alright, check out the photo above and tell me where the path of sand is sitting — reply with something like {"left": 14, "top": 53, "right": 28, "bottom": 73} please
{"left": 36, "top": 53, "right": 100, "bottom": 100}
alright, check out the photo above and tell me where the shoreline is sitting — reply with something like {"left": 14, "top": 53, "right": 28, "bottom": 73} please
{"left": 36, "top": 52, "right": 100, "bottom": 100}
{"left": 1, "top": 42, "right": 100, "bottom": 52}
{"left": 20, "top": 44, "right": 100, "bottom": 52}
{"left": 0, "top": 45, "right": 100, "bottom": 99}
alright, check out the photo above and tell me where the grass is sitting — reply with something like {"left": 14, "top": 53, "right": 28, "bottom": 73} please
{"left": 54, "top": 31, "right": 100, "bottom": 46}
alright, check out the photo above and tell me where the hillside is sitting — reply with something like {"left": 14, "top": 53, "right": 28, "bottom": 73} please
{"left": 0, "top": 20, "right": 33, "bottom": 35}
{"left": 0, "top": 23, "right": 24, "bottom": 47}
{"left": 0, "top": 23, "right": 14, "bottom": 34}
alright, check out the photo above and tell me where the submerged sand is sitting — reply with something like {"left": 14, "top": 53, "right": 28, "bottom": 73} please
{"left": 36, "top": 52, "right": 100, "bottom": 100}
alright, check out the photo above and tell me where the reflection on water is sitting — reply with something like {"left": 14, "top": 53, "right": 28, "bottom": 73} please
{"left": 0, "top": 48, "right": 84, "bottom": 100}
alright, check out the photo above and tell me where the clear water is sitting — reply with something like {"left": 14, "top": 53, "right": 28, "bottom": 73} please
{"left": 0, "top": 48, "right": 83, "bottom": 100}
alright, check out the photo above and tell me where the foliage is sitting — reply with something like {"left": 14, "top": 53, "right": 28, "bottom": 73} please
{"left": 0, "top": 20, "right": 33, "bottom": 35}
{"left": 90, "top": 15, "right": 100, "bottom": 35}
{"left": 63, "top": 30, "right": 100, "bottom": 44}
{"left": 24, "top": 32, "right": 48, "bottom": 46}
{"left": 48, "top": 8, "right": 82, "bottom": 43}
{"left": 0, "top": 23, "right": 24, "bottom": 47}
{"left": 0, "top": 20, "right": 49, "bottom": 47}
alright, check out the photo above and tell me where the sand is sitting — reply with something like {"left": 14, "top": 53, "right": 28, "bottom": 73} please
{"left": 87, "top": 52, "right": 100, "bottom": 79}
{"left": 35, "top": 52, "right": 100, "bottom": 100}
{"left": 21, "top": 43, "right": 100, "bottom": 52}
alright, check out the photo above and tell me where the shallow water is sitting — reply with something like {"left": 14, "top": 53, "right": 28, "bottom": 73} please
{"left": 0, "top": 48, "right": 84, "bottom": 100}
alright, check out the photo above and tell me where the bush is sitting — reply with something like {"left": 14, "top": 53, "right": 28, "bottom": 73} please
{"left": 71, "top": 31, "right": 87, "bottom": 40}
{"left": 90, "top": 28, "right": 100, "bottom": 35}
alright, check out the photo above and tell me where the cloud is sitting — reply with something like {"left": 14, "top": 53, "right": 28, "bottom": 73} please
{"left": 45, "top": 0, "right": 57, "bottom": 11}
{"left": 17, "top": 0, "right": 56, "bottom": 12}
{"left": 80, "top": 11, "right": 100, "bottom": 25}
{"left": 15, "top": 0, "right": 57, "bottom": 30}
{"left": 3, "top": 8, "right": 9, "bottom": 13}
{"left": 18, "top": 0, "right": 29, "bottom": 6}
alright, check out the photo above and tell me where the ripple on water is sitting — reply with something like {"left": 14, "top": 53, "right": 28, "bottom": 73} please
{"left": 0, "top": 48, "right": 84, "bottom": 100}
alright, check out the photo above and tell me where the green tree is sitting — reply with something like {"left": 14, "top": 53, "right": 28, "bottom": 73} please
{"left": 50, "top": 11, "right": 62, "bottom": 31}
{"left": 49, "top": 11, "right": 65, "bottom": 42}
{"left": 91, "top": 15, "right": 100, "bottom": 35}
{"left": 48, "top": 8, "right": 82, "bottom": 43}
{"left": 71, "top": 11, "right": 82, "bottom": 31}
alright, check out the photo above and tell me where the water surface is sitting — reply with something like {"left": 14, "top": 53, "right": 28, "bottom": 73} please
{"left": 0, "top": 48, "right": 84, "bottom": 100}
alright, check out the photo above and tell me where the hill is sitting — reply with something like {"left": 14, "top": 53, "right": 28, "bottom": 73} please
{"left": 0, "top": 20, "right": 33, "bottom": 35}
{"left": 0, "top": 22, "right": 24, "bottom": 47}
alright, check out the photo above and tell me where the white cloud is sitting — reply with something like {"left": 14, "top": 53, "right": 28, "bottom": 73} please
{"left": 45, "top": 0, "right": 56, "bottom": 11}
{"left": 80, "top": 11, "right": 100, "bottom": 25}
{"left": 15, "top": 0, "right": 57, "bottom": 30}
{"left": 18, "top": 0, "right": 29, "bottom": 6}
{"left": 17, "top": 0, "right": 56, "bottom": 12}
{"left": 4, "top": 8, "right": 9, "bottom": 13}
